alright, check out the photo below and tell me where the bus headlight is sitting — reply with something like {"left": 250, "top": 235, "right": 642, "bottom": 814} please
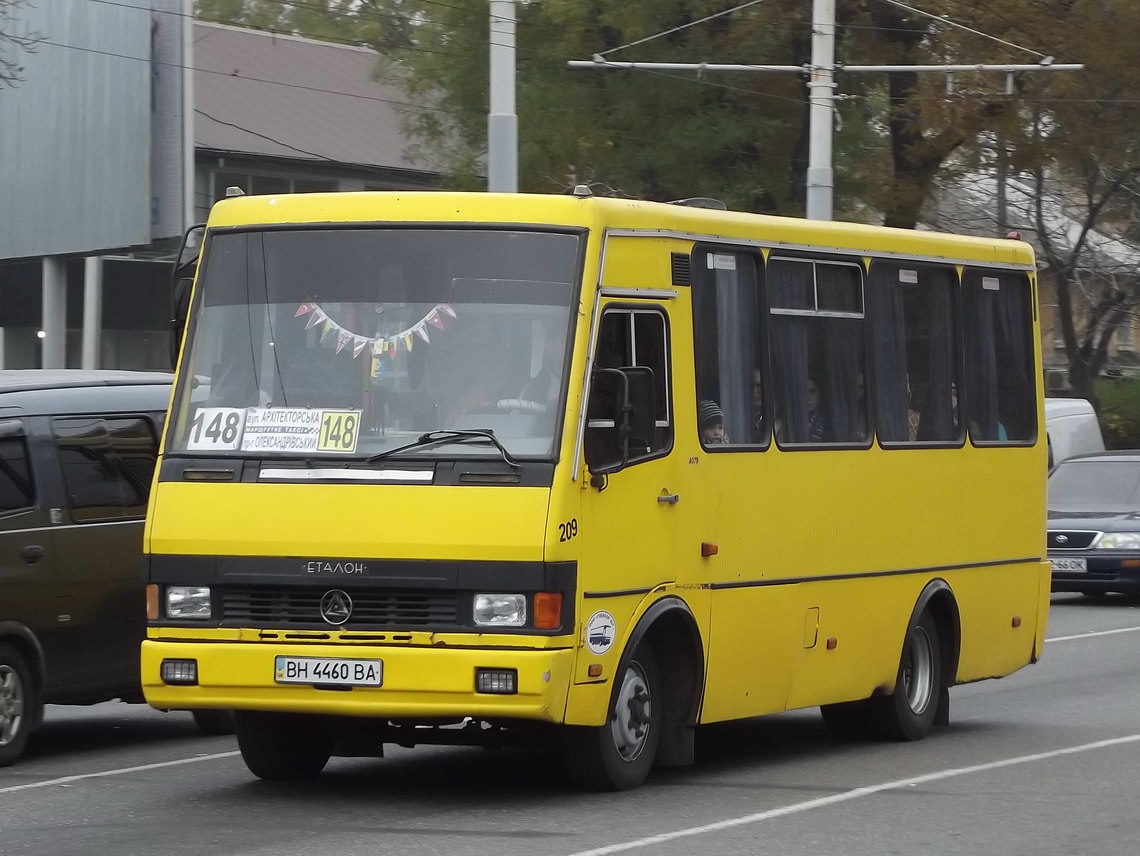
{"left": 166, "top": 586, "right": 213, "bottom": 620}
{"left": 473, "top": 594, "right": 526, "bottom": 627}
{"left": 1096, "top": 532, "right": 1140, "bottom": 550}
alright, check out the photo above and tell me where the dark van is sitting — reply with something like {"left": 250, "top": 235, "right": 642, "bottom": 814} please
{"left": 0, "top": 370, "right": 228, "bottom": 767}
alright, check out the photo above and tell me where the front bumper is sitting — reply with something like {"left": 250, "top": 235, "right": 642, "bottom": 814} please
{"left": 142, "top": 638, "right": 575, "bottom": 722}
{"left": 1049, "top": 552, "right": 1140, "bottom": 593}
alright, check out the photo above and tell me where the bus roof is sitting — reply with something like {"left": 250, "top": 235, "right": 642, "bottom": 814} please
{"left": 205, "top": 191, "right": 1036, "bottom": 269}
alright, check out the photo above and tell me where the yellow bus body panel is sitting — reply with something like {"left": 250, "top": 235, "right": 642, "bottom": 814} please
{"left": 148, "top": 482, "right": 549, "bottom": 560}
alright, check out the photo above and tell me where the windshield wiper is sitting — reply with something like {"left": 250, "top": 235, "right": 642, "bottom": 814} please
{"left": 366, "top": 429, "right": 520, "bottom": 468}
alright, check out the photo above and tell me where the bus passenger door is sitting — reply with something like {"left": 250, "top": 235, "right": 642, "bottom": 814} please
{"left": 577, "top": 304, "right": 699, "bottom": 675}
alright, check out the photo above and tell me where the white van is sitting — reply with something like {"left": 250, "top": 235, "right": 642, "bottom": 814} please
{"left": 1045, "top": 398, "right": 1105, "bottom": 468}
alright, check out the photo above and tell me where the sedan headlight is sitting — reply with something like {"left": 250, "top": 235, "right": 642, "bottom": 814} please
{"left": 473, "top": 593, "right": 526, "bottom": 627}
{"left": 1096, "top": 532, "right": 1140, "bottom": 550}
{"left": 166, "top": 585, "right": 212, "bottom": 619}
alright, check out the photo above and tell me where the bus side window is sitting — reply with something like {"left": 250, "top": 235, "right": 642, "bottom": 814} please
{"left": 962, "top": 270, "right": 1036, "bottom": 444}
{"left": 692, "top": 248, "right": 763, "bottom": 448}
{"left": 768, "top": 257, "right": 867, "bottom": 446}
{"left": 867, "top": 261, "right": 960, "bottom": 444}
{"left": 585, "top": 308, "right": 672, "bottom": 472}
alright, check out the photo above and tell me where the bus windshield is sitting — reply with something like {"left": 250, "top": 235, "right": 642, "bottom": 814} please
{"left": 170, "top": 227, "right": 581, "bottom": 460}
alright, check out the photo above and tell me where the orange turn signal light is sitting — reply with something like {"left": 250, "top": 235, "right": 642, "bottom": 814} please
{"left": 146, "top": 584, "right": 159, "bottom": 621}
{"left": 534, "top": 592, "right": 562, "bottom": 630}
{"left": 701, "top": 542, "right": 719, "bottom": 557}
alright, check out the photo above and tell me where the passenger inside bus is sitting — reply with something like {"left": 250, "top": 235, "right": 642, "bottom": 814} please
{"left": 806, "top": 378, "right": 826, "bottom": 442}
{"left": 751, "top": 369, "right": 766, "bottom": 442}
{"left": 699, "top": 399, "right": 728, "bottom": 445}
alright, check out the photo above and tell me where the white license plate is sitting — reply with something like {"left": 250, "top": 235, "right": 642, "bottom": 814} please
{"left": 274, "top": 656, "right": 383, "bottom": 686}
{"left": 1050, "top": 557, "right": 1088, "bottom": 573}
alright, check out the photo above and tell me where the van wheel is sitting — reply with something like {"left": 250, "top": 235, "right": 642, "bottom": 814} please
{"left": 235, "top": 711, "right": 333, "bottom": 781}
{"left": 564, "top": 645, "right": 662, "bottom": 791}
{"left": 0, "top": 643, "right": 38, "bottom": 768}
{"left": 191, "top": 709, "right": 237, "bottom": 736}
{"left": 869, "top": 611, "right": 943, "bottom": 741}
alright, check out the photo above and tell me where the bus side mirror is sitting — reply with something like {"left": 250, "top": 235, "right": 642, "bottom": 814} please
{"left": 170, "top": 224, "right": 205, "bottom": 370}
{"left": 585, "top": 366, "right": 657, "bottom": 484}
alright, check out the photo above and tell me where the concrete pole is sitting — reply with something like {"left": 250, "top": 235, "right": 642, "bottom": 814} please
{"left": 806, "top": 0, "right": 836, "bottom": 220}
{"left": 82, "top": 256, "right": 103, "bottom": 369}
{"left": 41, "top": 257, "right": 67, "bottom": 368}
{"left": 488, "top": 0, "right": 518, "bottom": 192}
{"left": 183, "top": 0, "right": 196, "bottom": 228}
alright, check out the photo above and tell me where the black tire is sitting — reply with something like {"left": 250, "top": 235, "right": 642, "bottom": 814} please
{"left": 191, "top": 709, "right": 237, "bottom": 736}
{"left": 563, "top": 644, "right": 662, "bottom": 791}
{"left": 820, "top": 699, "right": 872, "bottom": 741}
{"left": 235, "top": 711, "right": 333, "bottom": 781}
{"left": 869, "top": 611, "right": 943, "bottom": 741}
{"left": 0, "top": 642, "right": 39, "bottom": 768}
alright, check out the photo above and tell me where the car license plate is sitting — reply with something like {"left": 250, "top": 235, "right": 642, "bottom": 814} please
{"left": 274, "top": 656, "right": 383, "bottom": 686}
{"left": 1050, "top": 557, "right": 1088, "bottom": 573}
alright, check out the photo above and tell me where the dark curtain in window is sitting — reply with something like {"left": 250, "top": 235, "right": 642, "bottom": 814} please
{"left": 966, "top": 284, "right": 1001, "bottom": 439}
{"left": 868, "top": 264, "right": 910, "bottom": 442}
{"left": 768, "top": 260, "right": 811, "bottom": 443}
{"left": 996, "top": 273, "right": 1035, "bottom": 440}
{"left": 919, "top": 276, "right": 959, "bottom": 440}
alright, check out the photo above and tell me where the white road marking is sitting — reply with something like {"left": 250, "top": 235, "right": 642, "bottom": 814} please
{"left": 1047, "top": 625, "right": 1140, "bottom": 643}
{"left": 565, "top": 734, "right": 1140, "bottom": 856}
{"left": 0, "top": 751, "right": 240, "bottom": 794}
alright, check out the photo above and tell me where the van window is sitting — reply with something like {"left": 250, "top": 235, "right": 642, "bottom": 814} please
{"left": 52, "top": 417, "right": 159, "bottom": 522}
{"left": 0, "top": 421, "right": 34, "bottom": 513}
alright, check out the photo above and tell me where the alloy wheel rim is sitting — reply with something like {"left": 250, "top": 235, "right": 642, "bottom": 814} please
{"left": 902, "top": 626, "right": 934, "bottom": 714}
{"left": 610, "top": 661, "right": 652, "bottom": 762}
{"left": 0, "top": 664, "right": 25, "bottom": 748}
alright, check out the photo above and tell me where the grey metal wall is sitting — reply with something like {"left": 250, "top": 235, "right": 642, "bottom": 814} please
{"left": 0, "top": 0, "right": 155, "bottom": 260}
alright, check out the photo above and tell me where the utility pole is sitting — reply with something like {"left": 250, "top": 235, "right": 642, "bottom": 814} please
{"left": 806, "top": 0, "right": 836, "bottom": 220}
{"left": 568, "top": 4, "right": 1081, "bottom": 221}
{"left": 488, "top": 0, "right": 518, "bottom": 192}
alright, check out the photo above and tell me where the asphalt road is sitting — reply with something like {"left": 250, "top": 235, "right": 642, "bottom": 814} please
{"left": 3, "top": 593, "right": 1140, "bottom": 856}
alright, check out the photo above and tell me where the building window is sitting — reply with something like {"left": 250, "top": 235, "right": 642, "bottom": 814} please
{"left": 211, "top": 171, "right": 338, "bottom": 202}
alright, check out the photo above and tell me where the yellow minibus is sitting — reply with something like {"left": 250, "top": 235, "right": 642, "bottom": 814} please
{"left": 142, "top": 189, "right": 1047, "bottom": 789}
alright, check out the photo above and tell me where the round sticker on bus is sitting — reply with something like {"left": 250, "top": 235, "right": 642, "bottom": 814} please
{"left": 585, "top": 611, "right": 616, "bottom": 655}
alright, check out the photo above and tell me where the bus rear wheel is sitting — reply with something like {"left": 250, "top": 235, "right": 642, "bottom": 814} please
{"left": 870, "top": 611, "right": 943, "bottom": 741}
{"left": 564, "top": 644, "right": 662, "bottom": 791}
{"left": 235, "top": 711, "right": 333, "bottom": 781}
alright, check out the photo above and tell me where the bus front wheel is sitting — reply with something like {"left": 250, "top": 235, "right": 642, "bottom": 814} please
{"left": 563, "top": 644, "right": 662, "bottom": 791}
{"left": 235, "top": 711, "right": 333, "bottom": 781}
{"left": 870, "top": 611, "right": 943, "bottom": 741}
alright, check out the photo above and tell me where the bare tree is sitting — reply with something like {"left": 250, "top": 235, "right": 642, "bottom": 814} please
{"left": 1033, "top": 160, "right": 1140, "bottom": 404}
{"left": 0, "top": 0, "right": 41, "bottom": 88}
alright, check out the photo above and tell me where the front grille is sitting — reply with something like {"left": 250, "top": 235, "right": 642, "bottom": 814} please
{"left": 1048, "top": 531, "right": 1099, "bottom": 550}
{"left": 221, "top": 586, "right": 460, "bottom": 628}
